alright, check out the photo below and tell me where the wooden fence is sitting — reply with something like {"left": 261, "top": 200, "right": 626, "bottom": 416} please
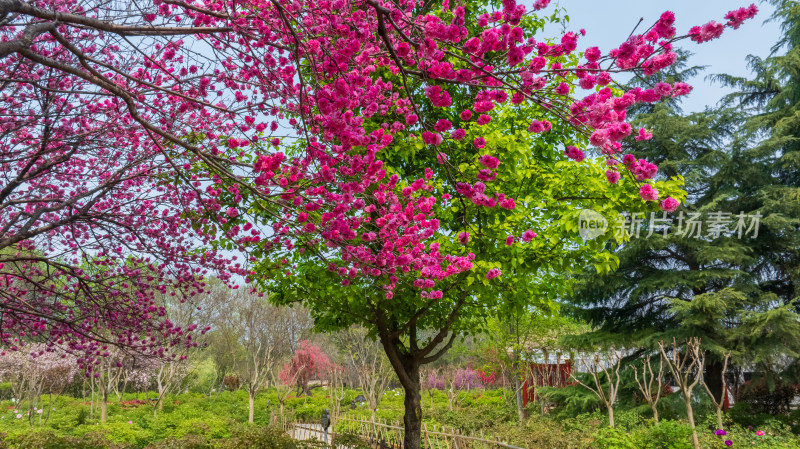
{"left": 290, "top": 417, "right": 526, "bottom": 449}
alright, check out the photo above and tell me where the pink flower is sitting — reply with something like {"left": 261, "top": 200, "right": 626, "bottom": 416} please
{"left": 458, "top": 232, "right": 470, "bottom": 245}
{"left": 660, "top": 197, "right": 679, "bottom": 212}
{"left": 635, "top": 128, "right": 653, "bottom": 141}
{"left": 689, "top": 21, "right": 725, "bottom": 43}
{"left": 422, "top": 132, "right": 443, "bottom": 146}
{"left": 756, "top": 430, "right": 765, "bottom": 436}
{"left": 128, "top": 421, "right": 133, "bottom": 424}
{"left": 606, "top": 169, "right": 621, "bottom": 185}
{"left": 406, "top": 114, "right": 418, "bottom": 125}
{"left": 533, "top": 0, "right": 550, "bottom": 11}
{"left": 564, "top": 146, "right": 585, "bottom": 162}
{"left": 639, "top": 184, "right": 659, "bottom": 201}
{"left": 478, "top": 154, "right": 500, "bottom": 169}
{"left": 15, "top": 414, "right": 21, "bottom": 419}
{"left": 226, "top": 207, "right": 239, "bottom": 218}
{"left": 584, "top": 46, "right": 601, "bottom": 62}
{"left": 528, "top": 120, "right": 545, "bottom": 133}
{"left": 460, "top": 110, "right": 473, "bottom": 120}
{"left": 450, "top": 128, "right": 466, "bottom": 140}
{"left": 725, "top": 4, "right": 758, "bottom": 30}
{"left": 521, "top": 230, "right": 537, "bottom": 242}
{"left": 486, "top": 268, "right": 502, "bottom": 280}
{"left": 474, "top": 101, "right": 494, "bottom": 113}
{"left": 505, "top": 235, "right": 514, "bottom": 246}
{"left": 477, "top": 114, "right": 492, "bottom": 125}
{"left": 474, "top": 137, "right": 486, "bottom": 149}
{"left": 555, "top": 82, "right": 570, "bottom": 95}
{"left": 434, "top": 119, "right": 453, "bottom": 132}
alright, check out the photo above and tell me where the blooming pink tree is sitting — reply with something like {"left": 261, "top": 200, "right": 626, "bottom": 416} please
{"left": 0, "top": 344, "right": 78, "bottom": 425}
{"left": 0, "top": 0, "right": 758, "bottom": 446}
{"left": 279, "top": 340, "right": 331, "bottom": 396}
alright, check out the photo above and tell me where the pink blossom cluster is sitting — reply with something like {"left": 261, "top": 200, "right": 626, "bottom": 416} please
{"left": 0, "top": 0, "right": 758, "bottom": 358}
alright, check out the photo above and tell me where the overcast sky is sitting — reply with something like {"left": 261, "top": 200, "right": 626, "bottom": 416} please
{"left": 539, "top": 0, "right": 782, "bottom": 113}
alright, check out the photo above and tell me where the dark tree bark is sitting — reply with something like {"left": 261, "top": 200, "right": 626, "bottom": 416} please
{"left": 373, "top": 293, "right": 467, "bottom": 449}
{"left": 705, "top": 359, "right": 725, "bottom": 404}
{"left": 401, "top": 360, "right": 423, "bottom": 449}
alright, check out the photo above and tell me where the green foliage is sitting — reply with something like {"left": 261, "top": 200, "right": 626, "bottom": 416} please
{"left": 592, "top": 427, "right": 638, "bottom": 449}
{"left": 331, "top": 432, "right": 371, "bottom": 449}
{"left": 636, "top": 420, "right": 694, "bottom": 449}
{"left": 0, "top": 388, "right": 795, "bottom": 448}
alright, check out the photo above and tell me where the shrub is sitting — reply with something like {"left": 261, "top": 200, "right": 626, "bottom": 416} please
{"left": 332, "top": 432, "right": 371, "bottom": 449}
{"left": 635, "top": 420, "right": 693, "bottom": 449}
{"left": 591, "top": 427, "right": 638, "bottom": 449}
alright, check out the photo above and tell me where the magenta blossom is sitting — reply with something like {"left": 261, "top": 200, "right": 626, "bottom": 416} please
{"left": 479, "top": 155, "right": 500, "bottom": 169}
{"left": 660, "top": 197, "right": 679, "bottom": 212}
{"left": 521, "top": 230, "right": 537, "bottom": 242}
{"left": 564, "top": 146, "right": 585, "bottom": 162}
{"left": 639, "top": 184, "right": 659, "bottom": 201}
{"left": 486, "top": 268, "right": 502, "bottom": 280}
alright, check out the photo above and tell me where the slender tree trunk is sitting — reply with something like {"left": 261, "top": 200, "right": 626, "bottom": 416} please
{"left": 651, "top": 404, "right": 659, "bottom": 423}
{"left": 607, "top": 404, "right": 614, "bottom": 428}
{"left": 249, "top": 391, "right": 255, "bottom": 423}
{"left": 716, "top": 408, "right": 723, "bottom": 432}
{"left": 685, "top": 395, "right": 699, "bottom": 449}
{"left": 100, "top": 389, "right": 108, "bottom": 423}
{"left": 401, "top": 361, "right": 423, "bottom": 449}
{"left": 509, "top": 371, "right": 527, "bottom": 423}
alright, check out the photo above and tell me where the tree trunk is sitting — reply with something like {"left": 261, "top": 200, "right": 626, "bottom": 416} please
{"left": 401, "top": 361, "right": 423, "bottom": 449}
{"left": 705, "top": 360, "right": 725, "bottom": 404}
{"left": 685, "top": 395, "right": 699, "bottom": 449}
{"left": 509, "top": 371, "right": 527, "bottom": 423}
{"left": 249, "top": 391, "right": 255, "bottom": 423}
{"left": 716, "top": 408, "right": 723, "bottom": 431}
{"left": 607, "top": 404, "right": 614, "bottom": 428}
{"left": 651, "top": 404, "right": 659, "bottom": 423}
{"left": 100, "top": 389, "right": 108, "bottom": 423}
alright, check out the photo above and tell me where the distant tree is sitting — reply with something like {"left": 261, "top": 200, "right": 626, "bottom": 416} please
{"left": 210, "top": 284, "right": 306, "bottom": 423}
{"left": 280, "top": 340, "right": 331, "bottom": 397}
{"left": 632, "top": 353, "right": 665, "bottom": 423}
{"left": 570, "top": 349, "right": 624, "bottom": 428}
{"left": 0, "top": 345, "right": 77, "bottom": 425}
{"left": 660, "top": 338, "right": 704, "bottom": 449}
{"left": 334, "top": 327, "right": 394, "bottom": 424}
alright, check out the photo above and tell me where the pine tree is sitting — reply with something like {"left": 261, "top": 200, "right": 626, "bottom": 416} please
{"left": 567, "top": 3, "right": 800, "bottom": 408}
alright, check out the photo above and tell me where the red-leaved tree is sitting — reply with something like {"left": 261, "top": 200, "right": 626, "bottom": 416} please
{"left": 279, "top": 340, "right": 330, "bottom": 396}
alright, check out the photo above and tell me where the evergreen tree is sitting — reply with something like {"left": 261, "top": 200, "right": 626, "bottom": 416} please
{"left": 566, "top": 3, "right": 800, "bottom": 409}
